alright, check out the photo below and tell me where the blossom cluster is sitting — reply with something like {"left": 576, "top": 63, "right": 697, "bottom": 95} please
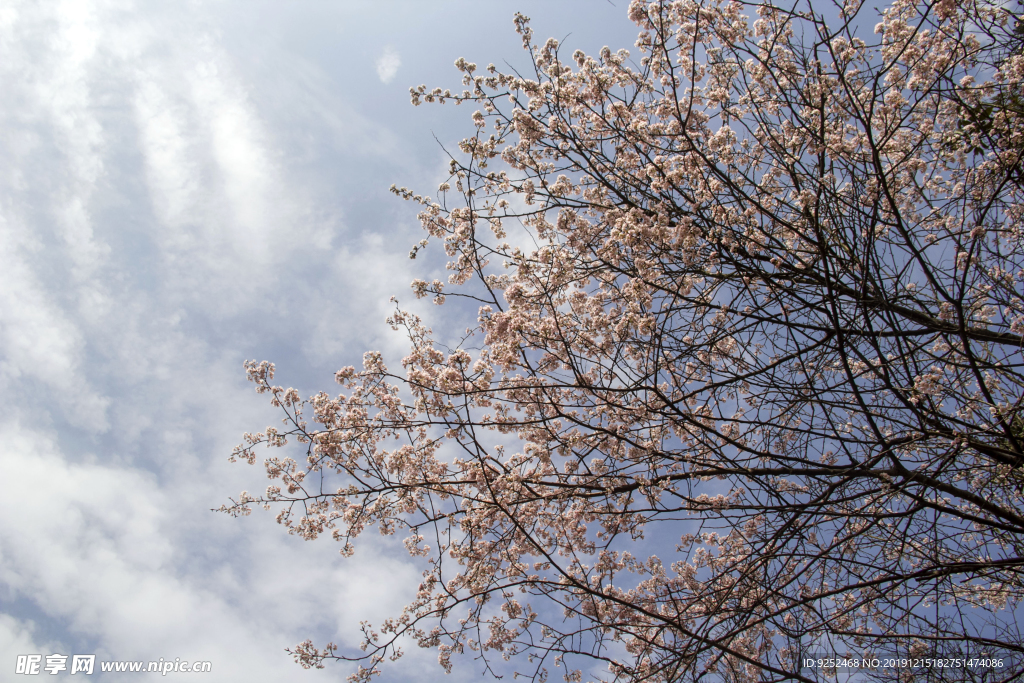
{"left": 227, "top": 1, "right": 1024, "bottom": 680}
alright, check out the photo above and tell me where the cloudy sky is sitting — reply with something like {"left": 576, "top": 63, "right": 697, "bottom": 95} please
{"left": 0, "top": 0, "right": 640, "bottom": 680}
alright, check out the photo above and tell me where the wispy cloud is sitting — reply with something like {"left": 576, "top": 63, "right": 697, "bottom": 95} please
{"left": 0, "top": 0, "right": 425, "bottom": 677}
{"left": 0, "top": 0, "right": 589, "bottom": 677}
{"left": 375, "top": 46, "right": 400, "bottom": 84}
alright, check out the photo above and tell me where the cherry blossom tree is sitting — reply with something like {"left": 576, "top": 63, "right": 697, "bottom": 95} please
{"left": 224, "top": 0, "right": 1024, "bottom": 680}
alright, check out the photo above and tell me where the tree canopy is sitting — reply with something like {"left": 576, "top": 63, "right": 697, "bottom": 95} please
{"left": 225, "top": 0, "right": 1024, "bottom": 680}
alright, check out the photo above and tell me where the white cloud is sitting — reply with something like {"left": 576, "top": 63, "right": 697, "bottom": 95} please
{"left": 0, "top": 614, "right": 62, "bottom": 669}
{"left": 0, "top": 212, "right": 110, "bottom": 430}
{"left": 0, "top": 421, "right": 319, "bottom": 678}
{"left": 0, "top": 0, "right": 521, "bottom": 679}
{"left": 132, "top": 77, "right": 202, "bottom": 233}
{"left": 376, "top": 46, "right": 401, "bottom": 84}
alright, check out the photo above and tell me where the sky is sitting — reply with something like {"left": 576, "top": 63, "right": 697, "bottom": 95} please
{"left": 0, "top": 0, "right": 642, "bottom": 680}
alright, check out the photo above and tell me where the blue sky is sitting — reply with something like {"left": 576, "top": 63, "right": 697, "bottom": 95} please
{"left": 0, "top": 0, "right": 640, "bottom": 680}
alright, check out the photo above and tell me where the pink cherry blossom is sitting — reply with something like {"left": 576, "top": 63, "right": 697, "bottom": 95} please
{"left": 225, "top": 1, "right": 1024, "bottom": 680}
